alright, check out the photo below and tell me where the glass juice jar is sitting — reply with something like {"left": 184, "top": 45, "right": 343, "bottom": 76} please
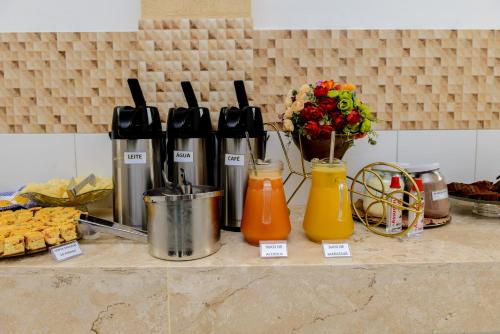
{"left": 241, "top": 160, "right": 291, "bottom": 246}
{"left": 303, "top": 159, "right": 353, "bottom": 242}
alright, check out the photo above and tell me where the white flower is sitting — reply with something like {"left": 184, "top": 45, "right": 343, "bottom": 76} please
{"left": 284, "top": 107, "right": 293, "bottom": 118}
{"left": 298, "top": 84, "right": 312, "bottom": 94}
{"left": 291, "top": 100, "right": 304, "bottom": 113}
{"left": 283, "top": 119, "right": 294, "bottom": 132}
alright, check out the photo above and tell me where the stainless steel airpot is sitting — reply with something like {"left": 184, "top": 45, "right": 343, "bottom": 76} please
{"left": 78, "top": 181, "right": 222, "bottom": 261}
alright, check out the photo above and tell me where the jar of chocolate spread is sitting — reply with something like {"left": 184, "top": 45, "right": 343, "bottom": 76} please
{"left": 406, "top": 163, "right": 450, "bottom": 218}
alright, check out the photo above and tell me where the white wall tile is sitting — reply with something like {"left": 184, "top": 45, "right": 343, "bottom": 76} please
{"left": 75, "top": 134, "right": 112, "bottom": 178}
{"left": 0, "top": 0, "right": 140, "bottom": 32}
{"left": 253, "top": 0, "right": 500, "bottom": 29}
{"left": 397, "top": 130, "right": 477, "bottom": 183}
{"left": 0, "top": 134, "right": 76, "bottom": 191}
{"left": 343, "top": 131, "right": 398, "bottom": 179}
{"left": 475, "top": 130, "right": 500, "bottom": 182}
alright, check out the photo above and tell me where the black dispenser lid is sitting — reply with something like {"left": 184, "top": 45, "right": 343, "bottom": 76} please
{"left": 167, "top": 81, "right": 212, "bottom": 138}
{"left": 217, "top": 80, "right": 265, "bottom": 138}
{"left": 110, "top": 78, "right": 162, "bottom": 140}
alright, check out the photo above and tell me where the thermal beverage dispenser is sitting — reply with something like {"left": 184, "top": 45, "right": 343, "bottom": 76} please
{"left": 218, "top": 80, "right": 266, "bottom": 231}
{"left": 111, "top": 78, "right": 163, "bottom": 230}
{"left": 166, "top": 81, "right": 216, "bottom": 186}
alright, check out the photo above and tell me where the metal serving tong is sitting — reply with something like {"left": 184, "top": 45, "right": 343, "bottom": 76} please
{"left": 67, "top": 174, "right": 97, "bottom": 200}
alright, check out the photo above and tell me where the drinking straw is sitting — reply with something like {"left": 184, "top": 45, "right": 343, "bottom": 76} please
{"left": 329, "top": 131, "right": 336, "bottom": 164}
{"left": 245, "top": 131, "right": 258, "bottom": 176}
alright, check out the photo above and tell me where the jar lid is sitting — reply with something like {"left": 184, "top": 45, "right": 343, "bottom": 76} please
{"left": 407, "top": 163, "right": 440, "bottom": 173}
{"left": 311, "top": 158, "right": 345, "bottom": 168}
{"left": 372, "top": 162, "right": 409, "bottom": 173}
{"left": 249, "top": 159, "right": 283, "bottom": 172}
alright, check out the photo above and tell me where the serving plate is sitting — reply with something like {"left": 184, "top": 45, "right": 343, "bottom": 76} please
{"left": 449, "top": 195, "right": 500, "bottom": 218}
{"left": 19, "top": 189, "right": 112, "bottom": 207}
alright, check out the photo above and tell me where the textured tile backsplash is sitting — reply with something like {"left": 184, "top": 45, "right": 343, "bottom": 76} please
{"left": 253, "top": 29, "right": 499, "bottom": 130}
{"left": 0, "top": 21, "right": 498, "bottom": 133}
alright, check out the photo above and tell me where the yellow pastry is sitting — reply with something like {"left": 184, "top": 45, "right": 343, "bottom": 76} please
{"left": 59, "top": 224, "right": 77, "bottom": 242}
{"left": 0, "top": 235, "right": 4, "bottom": 254}
{"left": 4, "top": 235, "right": 25, "bottom": 256}
{"left": 24, "top": 231, "right": 46, "bottom": 251}
{"left": 42, "top": 227, "right": 61, "bottom": 245}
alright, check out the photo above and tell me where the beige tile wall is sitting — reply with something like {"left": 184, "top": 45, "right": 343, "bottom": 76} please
{"left": 0, "top": 22, "right": 498, "bottom": 133}
{"left": 142, "top": 0, "right": 251, "bottom": 19}
{"left": 254, "top": 30, "right": 500, "bottom": 130}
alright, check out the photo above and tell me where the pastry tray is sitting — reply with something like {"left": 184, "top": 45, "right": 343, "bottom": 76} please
{"left": 0, "top": 237, "right": 81, "bottom": 259}
{"left": 19, "top": 189, "right": 112, "bottom": 207}
{"left": 449, "top": 194, "right": 500, "bottom": 206}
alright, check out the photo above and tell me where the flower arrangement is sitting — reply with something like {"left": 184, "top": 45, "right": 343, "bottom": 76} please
{"left": 283, "top": 80, "right": 377, "bottom": 145}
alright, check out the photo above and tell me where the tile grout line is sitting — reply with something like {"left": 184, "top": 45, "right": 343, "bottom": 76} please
{"left": 73, "top": 134, "right": 78, "bottom": 177}
{"left": 473, "top": 130, "right": 479, "bottom": 181}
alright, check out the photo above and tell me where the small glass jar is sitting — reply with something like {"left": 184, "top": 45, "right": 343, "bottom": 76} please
{"left": 406, "top": 163, "right": 450, "bottom": 219}
{"left": 362, "top": 163, "right": 409, "bottom": 217}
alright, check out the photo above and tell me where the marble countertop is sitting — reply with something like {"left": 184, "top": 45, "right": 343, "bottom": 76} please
{"left": 2, "top": 200, "right": 499, "bottom": 269}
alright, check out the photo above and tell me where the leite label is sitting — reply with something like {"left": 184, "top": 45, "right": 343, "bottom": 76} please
{"left": 432, "top": 189, "right": 449, "bottom": 201}
{"left": 50, "top": 241, "right": 83, "bottom": 262}
{"left": 322, "top": 242, "right": 351, "bottom": 258}
{"left": 173, "top": 150, "right": 194, "bottom": 163}
{"left": 124, "top": 152, "right": 147, "bottom": 164}
{"left": 259, "top": 241, "right": 288, "bottom": 258}
{"left": 225, "top": 154, "right": 245, "bottom": 166}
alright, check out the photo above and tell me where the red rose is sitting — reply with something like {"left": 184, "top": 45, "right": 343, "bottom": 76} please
{"left": 313, "top": 86, "right": 328, "bottom": 97}
{"left": 332, "top": 113, "right": 346, "bottom": 130}
{"left": 318, "top": 97, "right": 336, "bottom": 113}
{"left": 319, "top": 124, "right": 334, "bottom": 139}
{"left": 302, "top": 105, "right": 324, "bottom": 121}
{"left": 304, "top": 121, "right": 321, "bottom": 138}
{"left": 346, "top": 110, "right": 361, "bottom": 125}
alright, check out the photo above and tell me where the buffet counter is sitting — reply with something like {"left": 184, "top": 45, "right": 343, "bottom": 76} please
{"left": 1, "top": 201, "right": 499, "bottom": 333}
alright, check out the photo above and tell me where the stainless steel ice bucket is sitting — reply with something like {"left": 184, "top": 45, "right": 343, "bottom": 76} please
{"left": 143, "top": 185, "right": 222, "bottom": 261}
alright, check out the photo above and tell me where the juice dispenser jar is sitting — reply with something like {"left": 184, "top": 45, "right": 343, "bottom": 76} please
{"left": 241, "top": 160, "right": 290, "bottom": 245}
{"left": 303, "top": 159, "right": 353, "bottom": 242}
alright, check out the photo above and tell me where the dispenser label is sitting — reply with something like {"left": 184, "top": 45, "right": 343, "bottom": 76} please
{"left": 225, "top": 154, "right": 245, "bottom": 166}
{"left": 259, "top": 241, "right": 288, "bottom": 258}
{"left": 124, "top": 152, "right": 147, "bottom": 164}
{"left": 322, "top": 242, "right": 351, "bottom": 258}
{"left": 173, "top": 150, "right": 194, "bottom": 163}
{"left": 432, "top": 189, "right": 448, "bottom": 201}
{"left": 50, "top": 241, "right": 83, "bottom": 262}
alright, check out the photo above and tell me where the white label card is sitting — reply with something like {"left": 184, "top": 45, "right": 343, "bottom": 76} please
{"left": 50, "top": 241, "right": 83, "bottom": 262}
{"left": 322, "top": 242, "right": 351, "bottom": 258}
{"left": 225, "top": 154, "right": 245, "bottom": 166}
{"left": 124, "top": 151, "right": 147, "bottom": 164}
{"left": 173, "top": 150, "right": 194, "bottom": 163}
{"left": 259, "top": 241, "right": 288, "bottom": 258}
{"left": 432, "top": 189, "right": 449, "bottom": 201}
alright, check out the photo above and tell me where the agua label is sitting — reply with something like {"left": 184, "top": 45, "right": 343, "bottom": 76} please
{"left": 173, "top": 150, "right": 194, "bottom": 163}
{"left": 50, "top": 241, "right": 83, "bottom": 262}
{"left": 322, "top": 242, "right": 351, "bottom": 258}
{"left": 259, "top": 241, "right": 288, "bottom": 258}
{"left": 124, "top": 152, "right": 147, "bottom": 164}
{"left": 225, "top": 154, "right": 245, "bottom": 166}
{"left": 432, "top": 189, "right": 448, "bottom": 201}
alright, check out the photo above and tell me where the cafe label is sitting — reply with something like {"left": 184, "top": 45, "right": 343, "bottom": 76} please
{"left": 50, "top": 241, "right": 83, "bottom": 262}
{"left": 259, "top": 240, "right": 288, "bottom": 258}
{"left": 124, "top": 151, "right": 147, "bottom": 164}
{"left": 322, "top": 242, "right": 351, "bottom": 258}
{"left": 225, "top": 154, "right": 245, "bottom": 166}
{"left": 173, "top": 150, "right": 194, "bottom": 163}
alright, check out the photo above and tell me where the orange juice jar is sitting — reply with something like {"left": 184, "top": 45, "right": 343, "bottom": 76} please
{"left": 241, "top": 160, "right": 290, "bottom": 246}
{"left": 303, "top": 159, "right": 353, "bottom": 242}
